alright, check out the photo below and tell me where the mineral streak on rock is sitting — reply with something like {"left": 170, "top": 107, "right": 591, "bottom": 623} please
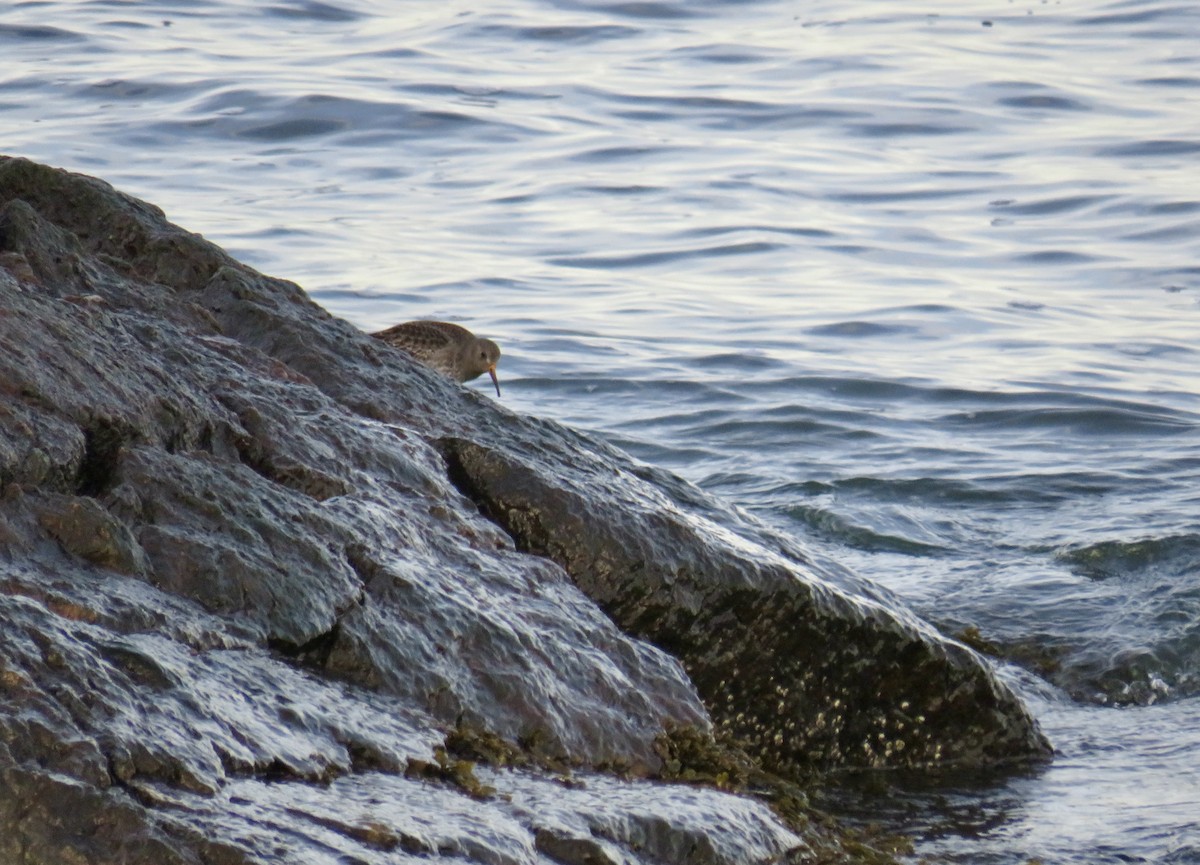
{"left": 0, "top": 156, "right": 1047, "bottom": 865}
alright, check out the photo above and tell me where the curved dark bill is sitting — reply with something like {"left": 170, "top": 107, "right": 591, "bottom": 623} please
{"left": 488, "top": 365, "right": 501, "bottom": 397}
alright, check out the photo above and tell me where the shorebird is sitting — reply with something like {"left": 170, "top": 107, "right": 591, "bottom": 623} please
{"left": 373, "top": 320, "right": 501, "bottom": 396}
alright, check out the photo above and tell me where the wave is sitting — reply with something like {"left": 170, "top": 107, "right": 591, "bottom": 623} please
{"left": 1058, "top": 534, "right": 1200, "bottom": 580}
{"left": 781, "top": 503, "right": 949, "bottom": 557}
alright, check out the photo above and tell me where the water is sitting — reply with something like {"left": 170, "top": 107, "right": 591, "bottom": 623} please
{"left": 5, "top": 0, "right": 1199, "bottom": 861}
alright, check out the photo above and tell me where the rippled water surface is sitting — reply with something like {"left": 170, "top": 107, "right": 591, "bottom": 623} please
{"left": 5, "top": 1, "right": 1199, "bottom": 861}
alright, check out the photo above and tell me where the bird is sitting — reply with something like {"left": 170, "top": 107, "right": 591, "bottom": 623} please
{"left": 372, "top": 320, "right": 501, "bottom": 396}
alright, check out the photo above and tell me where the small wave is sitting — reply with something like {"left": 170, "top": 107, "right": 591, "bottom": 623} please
{"left": 782, "top": 504, "right": 948, "bottom": 557}
{"left": 615, "top": 407, "right": 731, "bottom": 430}
{"left": 1137, "top": 76, "right": 1200, "bottom": 88}
{"left": 700, "top": 416, "right": 852, "bottom": 440}
{"left": 166, "top": 90, "right": 530, "bottom": 147}
{"left": 533, "top": 377, "right": 720, "bottom": 401}
{"left": 940, "top": 405, "right": 1193, "bottom": 435}
{"left": 79, "top": 78, "right": 206, "bottom": 103}
{"left": 582, "top": 1, "right": 696, "bottom": 21}
{"left": 478, "top": 24, "right": 639, "bottom": 43}
{"left": 820, "top": 243, "right": 871, "bottom": 256}
{"left": 1065, "top": 641, "right": 1200, "bottom": 706}
{"left": 239, "top": 118, "right": 345, "bottom": 141}
{"left": 1057, "top": 534, "right": 1200, "bottom": 580}
{"left": 579, "top": 184, "right": 662, "bottom": 196}
{"left": 566, "top": 144, "right": 681, "bottom": 163}
{"left": 849, "top": 122, "right": 972, "bottom": 138}
{"left": 549, "top": 241, "right": 782, "bottom": 270}
{"left": 789, "top": 475, "right": 1040, "bottom": 507}
{"left": 263, "top": 1, "right": 363, "bottom": 23}
{"left": 689, "top": 352, "right": 784, "bottom": 371}
{"left": 989, "top": 194, "right": 1111, "bottom": 216}
{"left": 736, "top": 375, "right": 931, "bottom": 402}
{"left": 586, "top": 87, "right": 865, "bottom": 129}
{"left": 959, "top": 627, "right": 1200, "bottom": 707}
{"left": 1121, "top": 222, "right": 1200, "bottom": 243}
{"left": 1096, "top": 139, "right": 1200, "bottom": 158}
{"left": 776, "top": 469, "right": 1126, "bottom": 509}
{"left": 0, "top": 23, "right": 85, "bottom": 41}
{"left": 724, "top": 379, "right": 1197, "bottom": 444}
{"left": 699, "top": 105, "right": 866, "bottom": 131}
{"left": 1078, "top": 8, "right": 1187, "bottom": 26}
{"left": 1012, "top": 249, "right": 1100, "bottom": 265}
{"left": 608, "top": 436, "right": 719, "bottom": 466}
{"left": 827, "top": 187, "right": 975, "bottom": 204}
{"left": 997, "top": 94, "right": 1089, "bottom": 112}
{"left": 672, "top": 45, "right": 772, "bottom": 65}
{"left": 805, "top": 320, "right": 917, "bottom": 338}
{"left": 1148, "top": 200, "right": 1200, "bottom": 214}
{"left": 683, "top": 224, "right": 836, "bottom": 240}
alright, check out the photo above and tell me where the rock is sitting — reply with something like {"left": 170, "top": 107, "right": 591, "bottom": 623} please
{"left": 493, "top": 770, "right": 805, "bottom": 865}
{"left": 35, "top": 492, "right": 147, "bottom": 575}
{"left": 0, "top": 155, "right": 1048, "bottom": 864}
{"left": 437, "top": 437, "right": 1052, "bottom": 771}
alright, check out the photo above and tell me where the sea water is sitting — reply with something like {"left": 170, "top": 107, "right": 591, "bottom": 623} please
{"left": 4, "top": 1, "right": 1198, "bottom": 861}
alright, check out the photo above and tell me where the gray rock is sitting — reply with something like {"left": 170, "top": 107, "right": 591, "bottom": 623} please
{"left": 0, "top": 155, "right": 1047, "bottom": 865}
{"left": 487, "top": 770, "right": 805, "bottom": 865}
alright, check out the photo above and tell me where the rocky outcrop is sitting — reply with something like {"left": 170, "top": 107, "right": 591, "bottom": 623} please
{"left": 437, "top": 436, "right": 1051, "bottom": 772}
{"left": 0, "top": 156, "right": 1049, "bottom": 864}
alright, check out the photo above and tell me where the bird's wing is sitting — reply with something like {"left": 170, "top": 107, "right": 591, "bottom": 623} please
{"left": 373, "top": 320, "right": 467, "bottom": 358}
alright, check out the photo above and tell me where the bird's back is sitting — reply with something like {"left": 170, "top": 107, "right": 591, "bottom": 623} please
{"left": 373, "top": 320, "right": 471, "bottom": 361}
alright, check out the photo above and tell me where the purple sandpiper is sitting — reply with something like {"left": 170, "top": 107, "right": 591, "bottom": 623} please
{"left": 373, "top": 320, "right": 501, "bottom": 396}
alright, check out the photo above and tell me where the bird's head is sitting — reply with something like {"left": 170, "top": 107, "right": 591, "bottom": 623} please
{"left": 463, "top": 337, "right": 502, "bottom": 396}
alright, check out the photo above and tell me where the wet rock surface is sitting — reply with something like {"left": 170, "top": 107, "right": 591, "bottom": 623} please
{"left": 438, "top": 437, "right": 1052, "bottom": 772}
{"left": 0, "top": 156, "right": 1047, "bottom": 864}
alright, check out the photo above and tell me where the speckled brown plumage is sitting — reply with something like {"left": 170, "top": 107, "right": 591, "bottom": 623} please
{"left": 373, "top": 320, "right": 501, "bottom": 396}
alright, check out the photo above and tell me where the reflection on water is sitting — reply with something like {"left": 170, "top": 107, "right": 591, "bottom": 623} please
{"left": 4, "top": 0, "right": 1199, "bottom": 861}
{"left": 824, "top": 695, "right": 1200, "bottom": 864}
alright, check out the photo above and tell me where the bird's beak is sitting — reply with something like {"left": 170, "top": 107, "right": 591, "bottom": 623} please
{"left": 488, "top": 365, "right": 501, "bottom": 397}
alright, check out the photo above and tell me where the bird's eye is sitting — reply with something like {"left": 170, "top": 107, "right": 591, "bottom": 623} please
{"left": 480, "top": 351, "right": 487, "bottom": 360}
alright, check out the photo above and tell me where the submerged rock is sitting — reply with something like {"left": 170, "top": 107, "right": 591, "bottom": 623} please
{"left": 0, "top": 156, "right": 1049, "bottom": 864}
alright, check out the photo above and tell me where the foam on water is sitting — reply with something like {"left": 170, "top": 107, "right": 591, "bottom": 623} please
{"left": 4, "top": 0, "right": 1199, "bottom": 861}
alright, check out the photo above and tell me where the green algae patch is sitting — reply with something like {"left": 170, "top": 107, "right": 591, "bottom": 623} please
{"left": 654, "top": 723, "right": 756, "bottom": 790}
{"left": 405, "top": 746, "right": 495, "bottom": 801}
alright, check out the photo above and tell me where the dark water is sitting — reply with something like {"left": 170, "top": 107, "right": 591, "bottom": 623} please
{"left": 5, "top": 1, "right": 1199, "bottom": 861}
